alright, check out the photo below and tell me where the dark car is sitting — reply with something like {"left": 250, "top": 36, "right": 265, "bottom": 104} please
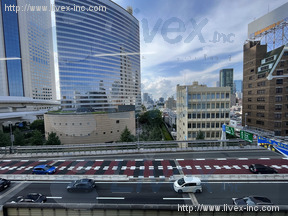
{"left": 0, "top": 178, "right": 11, "bottom": 191}
{"left": 67, "top": 179, "right": 96, "bottom": 192}
{"left": 12, "top": 193, "right": 47, "bottom": 203}
{"left": 249, "top": 164, "right": 278, "bottom": 174}
{"left": 232, "top": 196, "right": 273, "bottom": 205}
{"left": 32, "top": 165, "right": 56, "bottom": 175}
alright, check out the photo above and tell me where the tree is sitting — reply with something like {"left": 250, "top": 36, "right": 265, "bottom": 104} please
{"left": 0, "top": 131, "right": 11, "bottom": 147}
{"left": 46, "top": 132, "right": 61, "bottom": 145}
{"left": 120, "top": 126, "right": 135, "bottom": 142}
{"left": 30, "top": 120, "right": 45, "bottom": 134}
{"left": 30, "top": 130, "right": 44, "bottom": 146}
{"left": 14, "top": 129, "right": 26, "bottom": 146}
{"left": 196, "top": 130, "right": 205, "bottom": 140}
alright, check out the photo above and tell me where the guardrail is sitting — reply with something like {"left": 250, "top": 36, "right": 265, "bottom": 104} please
{"left": 0, "top": 139, "right": 254, "bottom": 157}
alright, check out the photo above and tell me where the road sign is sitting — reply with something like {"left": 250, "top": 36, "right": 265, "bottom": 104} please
{"left": 225, "top": 125, "right": 235, "bottom": 136}
{"left": 240, "top": 130, "right": 253, "bottom": 143}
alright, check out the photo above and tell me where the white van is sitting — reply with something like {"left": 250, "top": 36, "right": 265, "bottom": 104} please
{"left": 173, "top": 176, "right": 202, "bottom": 193}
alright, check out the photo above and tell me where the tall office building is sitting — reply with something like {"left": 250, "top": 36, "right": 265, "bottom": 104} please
{"left": 243, "top": 41, "right": 288, "bottom": 136}
{"left": 0, "top": 0, "right": 56, "bottom": 101}
{"left": 219, "top": 68, "right": 234, "bottom": 92}
{"left": 177, "top": 82, "right": 230, "bottom": 141}
{"left": 55, "top": 0, "right": 141, "bottom": 112}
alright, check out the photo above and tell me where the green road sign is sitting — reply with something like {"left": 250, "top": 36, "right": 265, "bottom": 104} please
{"left": 240, "top": 130, "right": 253, "bottom": 143}
{"left": 226, "top": 125, "right": 235, "bottom": 136}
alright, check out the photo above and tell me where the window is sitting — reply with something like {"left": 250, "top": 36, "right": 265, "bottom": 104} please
{"left": 274, "top": 122, "right": 281, "bottom": 128}
{"left": 211, "top": 113, "right": 215, "bottom": 118}
{"left": 202, "top": 123, "right": 205, "bottom": 128}
{"left": 188, "top": 123, "right": 191, "bottom": 128}
{"left": 275, "top": 96, "right": 282, "bottom": 102}
{"left": 248, "top": 98, "right": 252, "bottom": 102}
{"left": 248, "top": 105, "right": 252, "bottom": 109}
{"left": 226, "top": 103, "right": 229, "bottom": 108}
{"left": 257, "top": 90, "right": 265, "bottom": 94}
{"left": 221, "top": 93, "right": 224, "bottom": 99}
{"left": 248, "top": 91, "right": 252, "bottom": 95}
{"left": 192, "top": 123, "right": 196, "bottom": 128}
{"left": 211, "top": 123, "right": 215, "bottom": 128}
{"left": 257, "top": 81, "right": 266, "bottom": 86}
{"left": 256, "top": 113, "right": 265, "bottom": 117}
{"left": 207, "top": 103, "right": 210, "bottom": 109}
{"left": 257, "top": 97, "right": 265, "bottom": 102}
{"left": 216, "top": 103, "right": 220, "bottom": 108}
{"left": 248, "top": 84, "right": 252, "bottom": 88}
{"left": 116, "top": 120, "right": 120, "bottom": 123}
{"left": 226, "top": 93, "right": 229, "bottom": 98}
{"left": 276, "top": 70, "right": 283, "bottom": 75}
{"left": 216, "top": 93, "right": 220, "bottom": 99}
{"left": 216, "top": 123, "right": 219, "bottom": 128}
{"left": 207, "top": 113, "right": 210, "bottom": 118}
{"left": 197, "top": 123, "right": 200, "bottom": 128}
{"left": 276, "top": 79, "right": 283, "bottom": 84}
{"left": 250, "top": 69, "right": 254, "bottom": 73}
{"left": 275, "top": 105, "right": 282, "bottom": 111}
{"left": 257, "top": 105, "right": 265, "bottom": 109}
{"left": 211, "top": 103, "right": 215, "bottom": 109}
{"left": 276, "top": 88, "right": 283, "bottom": 93}
{"left": 216, "top": 113, "right": 219, "bottom": 118}
{"left": 197, "top": 113, "right": 201, "bottom": 118}
{"left": 256, "top": 120, "right": 264, "bottom": 125}
{"left": 258, "top": 73, "right": 266, "bottom": 79}
{"left": 202, "top": 113, "right": 206, "bottom": 118}
{"left": 249, "top": 76, "right": 253, "bottom": 80}
{"left": 275, "top": 114, "right": 282, "bottom": 119}
{"left": 206, "top": 123, "right": 210, "bottom": 128}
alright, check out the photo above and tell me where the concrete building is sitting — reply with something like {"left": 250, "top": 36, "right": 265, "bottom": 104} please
{"left": 177, "top": 81, "right": 230, "bottom": 141}
{"left": 55, "top": 0, "right": 141, "bottom": 112}
{"left": 165, "top": 96, "right": 176, "bottom": 110}
{"left": 0, "top": 0, "right": 56, "bottom": 100}
{"left": 242, "top": 41, "right": 288, "bottom": 136}
{"left": 44, "top": 111, "right": 135, "bottom": 144}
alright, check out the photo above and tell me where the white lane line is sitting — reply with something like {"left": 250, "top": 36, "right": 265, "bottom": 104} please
{"left": 94, "top": 166, "right": 100, "bottom": 170}
{"left": 282, "top": 165, "right": 288, "bottom": 168}
{"left": 149, "top": 166, "right": 154, "bottom": 170}
{"left": 139, "top": 166, "right": 145, "bottom": 170}
{"left": 115, "top": 159, "right": 123, "bottom": 161}
{"left": 76, "top": 160, "right": 84, "bottom": 162}
{"left": 204, "top": 166, "right": 211, "bottom": 170}
{"left": 216, "top": 158, "right": 227, "bottom": 160}
{"left": 223, "top": 165, "right": 231, "bottom": 169}
{"left": 232, "top": 165, "right": 241, "bottom": 169}
{"left": 214, "top": 165, "right": 221, "bottom": 169}
{"left": 177, "top": 166, "right": 182, "bottom": 170}
{"left": 155, "top": 159, "right": 164, "bottom": 161}
{"left": 67, "top": 166, "right": 75, "bottom": 170}
{"left": 85, "top": 166, "right": 92, "bottom": 170}
{"left": 112, "top": 166, "right": 118, "bottom": 170}
{"left": 243, "top": 165, "right": 249, "bottom": 169}
{"left": 8, "top": 166, "right": 17, "bottom": 170}
{"left": 2, "top": 160, "right": 11, "bottom": 162}
{"left": 95, "top": 160, "right": 103, "bottom": 161}
{"left": 47, "top": 197, "right": 62, "bottom": 199}
{"left": 163, "top": 198, "right": 191, "bottom": 200}
{"left": 159, "top": 176, "right": 165, "bottom": 179}
{"left": 25, "top": 166, "right": 33, "bottom": 170}
{"left": 195, "top": 159, "right": 205, "bottom": 161}
{"left": 76, "top": 166, "right": 83, "bottom": 170}
{"left": 271, "top": 165, "right": 282, "bottom": 169}
{"left": 39, "top": 160, "right": 47, "bottom": 162}
{"left": 158, "top": 166, "right": 163, "bottom": 170}
{"left": 130, "top": 166, "right": 136, "bottom": 170}
{"left": 121, "top": 166, "right": 127, "bottom": 170}
{"left": 20, "top": 160, "right": 29, "bottom": 162}
{"left": 186, "top": 166, "right": 192, "bottom": 170}
{"left": 135, "top": 159, "right": 143, "bottom": 161}
{"left": 16, "top": 166, "right": 25, "bottom": 170}
{"left": 195, "top": 166, "right": 202, "bottom": 170}
{"left": 149, "top": 176, "right": 154, "bottom": 178}
{"left": 96, "top": 197, "right": 125, "bottom": 200}
{"left": 103, "top": 166, "right": 109, "bottom": 170}
{"left": 57, "top": 160, "right": 65, "bottom": 162}
{"left": 167, "top": 166, "right": 173, "bottom": 170}
{"left": 176, "top": 159, "right": 184, "bottom": 161}
{"left": 59, "top": 167, "right": 66, "bottom": 171}
{"left": 259, "top": 158, "right": 270, "bottom": 160}
{"left": 237, "top": 158, "right": 248, "bottom": 160}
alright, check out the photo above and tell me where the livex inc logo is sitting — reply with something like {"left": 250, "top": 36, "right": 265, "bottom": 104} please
{"left": 142, "top": 17, "right": 235, "bottom": 44}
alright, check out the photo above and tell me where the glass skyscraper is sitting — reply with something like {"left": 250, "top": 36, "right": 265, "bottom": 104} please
{"left": 219, "top": 68, "right": 234, "bottom": 93}
{"left": 55, "top": 0, "right": 141, "bottom": 112}
{"left": 0, "top": 0, "right": 56, "bottom": 100}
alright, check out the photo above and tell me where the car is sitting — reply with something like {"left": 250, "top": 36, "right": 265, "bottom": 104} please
{"left": 173, "top": 176, "right": 202, "bottom": 193}
{"left": 232, "top": 196, "right": 273, "bottom": 205}
{"left": 0, "top": 178, "right": 11, "bottom": 191}
{"left": 11, "top": 193, "right": 47, "bottom": 203}
{"left": 67, "top": 178, "right": 96, "bottom": 192}
{"left": 249, "top": 164, "right": 278, "bottom": 174}
{"left": 32, "top": 165, "right": 56, "bottom": 174}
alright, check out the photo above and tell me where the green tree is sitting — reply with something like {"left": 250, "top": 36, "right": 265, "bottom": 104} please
{"left": 14, "top": 129, "right": 26, "bottom": 146}
{"left": 120, "top": 126, "right": 135, "bottom": 142}
{"left": 46, "top": 132, "right": 61, "bottom": 145}
{"left": 30, "top": 120, "right": 45, "bottom": 134}
{"left": 30, "top": 130, "right": 44, "bottom": 146}
{"left": 0, "top": 131, "right": 11, "bottom": 147}
{"left": 196, "top": 130, "right": 205, "bottom": 140}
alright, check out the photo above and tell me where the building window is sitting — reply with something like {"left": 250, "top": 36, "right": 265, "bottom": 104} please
{"left": 249, "top": 76, "right": 253, "bottom": 80}
{"left": 197, "top": 123, "right": 200, "bottom": 128}
{"left": 276, "top": 70, "right": 283, "bottom": 75}
{"left": 276, "top": 79, "right": 283, "bottom": 84}
{"left": 257, "top": 105, "right": 265, "bottom": 109}
{"left": 257, "top": 97, "right": 265, "bottom": 102}
{"left": 248, "top": 84, "right": 252, "bottom": 88}
{"left": 248, "top": 105, "right": 252, "bottom": 109}
{"left": 275, "top": 105, "right": 282, "bottom": 111}
{"left": 207, "top": 113, "right": 210, "bottom": 118}
{"left": 275, "top": 114, "right": 282, "bottom": 119}
{"left": 275, "top": 96, "right": 282, "bottom": 102}
{"left": 226, "top": 103, "right": 229, "bottom": 108}
{"left": 188, "top": 123, "right": 191, "bottom": 128}
{"left": 274, "top": 122, "right": 281, "bottom": 127}
{"left": 248, "top": 98, "right": 252, "bottom": 102}
{"left": 211, "top": 113, "right": 215, "bottom": 118}
{"left": 256, "top": 120, "right": 264, "bottom": 125}
{"left": 192, "top": 123, "right": 196, "bottom": 128}
{"left": 257, "top": 81, "right": 266, "bottom": 86}
{"left": 188, "top": 113, "right": 191, "bottom": 119}
{"left": 226, "top": 93, "right": 229, "bottom": 98}
{"left": 248, "top": 91, "right": 252, "bottom": 95}
{"left": 256, "top": 113, "right": 265, "bottom": 117}
{"left": 216, "top": 113, "right": 219, "bottom": 118}
{"left": 207, "top": 103, "right": 210, "bottom": 109}
{"left": 206, "top": 123, "right": 210, "bottom": 128}
{"left": 211, "top": 123, "right": 215, "bottom": 128}
{"left": 258, "top": 73, "right": 266, "bottom": 79}
{"left": 103, "top": 132, "right": 106, "bottom": 134}
{"left": 275, "top": 131, "right": 281, "bottom": 136}
{"left": 202, "top": 113, "right": 206, "bottom": 118}
{"left": 250, "top": 69, "right": 254, "bottom": 73}
{"left": 116, "top": 120, "right": 120, "bottom": 123}
{"left": 276, "top": 88, "right": 284, "bottom": 93}
{"left": 202, "top": 123, "right": 205, "bottom": 128}
{"left": 257, "top": 90, "right": 265, "bottom": 94}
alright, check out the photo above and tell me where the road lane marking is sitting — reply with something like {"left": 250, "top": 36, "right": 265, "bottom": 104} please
{"left": 76, "top": 160, "right": 84, "bottom": 162}
{"left": 115, "top": 159, "right": 123, "bottom": 161}
{"left": 95, "top": 160, "right": 103, "bottom": 161}
{"left": 2, "top": 160, "right": 11, "bottom": 162}
{"left": 39, "top": 160, "right": 47, "bottom": 162}
{"left": 25, "top": 166, "right": 33, "bottom": 170}
{"left": 47, "top": 197, "right": 62, "bottom": 199}
{"left": 135, "top": 159, "right": 143, "bottom": 161}
{"left": 94, "top": 166, "right": 100, "bottom": 170}
{"left": 158, "top": 166, "right": 163, "bottom": 170}
{"left": 176, "top": 159, "right": 184, "bottom": 161}
{"left": 163, "top": 198, "right": 191, "bottom": 200}
{"left": 67, "top": 166, "right": 75, "bottom": 170}
{"left": 103, "top": 166, "right": 109, "bottom": 170}
{"left": 96, "top": 197, "right": 125, "bottom": 200}
{"left": 259, "top": 158, "right": 270, "bottom": 160}
{"left": 237, "top": 158, "right": 248, "bottom": 160}
{"left": 155, "top": 159, "right": 163, "bottom": 161}
{"left": 85, "top": 166, "right": 92, "bottom": 170}
{"left": 139, "top": 166, "right": 145, "bottom": 170}
{"left": 195, "top": 159, "right": 205, "bottom": 161}
{"left": 216, "top": 158, "right": 227, "bottom": 160}
{"left": 223, "top": 165, "right": 231, "bottom": 169}
{"left": 232, "top": 165, "right": 241, "bottom": 169}
{"left": 0, "top": 182, "right": 27, "bottom": 200}
{"left": 76, "top": 166, "right": 83, "bottom": 170}
{"left": 195, "top": 166, "right": 202, "bottom": 170}
{"left": 214, "top": 165, "right": 221, "bottom": 169}
{"left": 121, "top": 166, "right": 127, "bottom": 170}
{"left": 149, "top": 166, "right": 154, "bottom": 170}
{"left": 16, "top": 166, "right": 25, "bottom": 170}
{"left": 20, "top": 160, "right": 29, "bottom": 162}
{"left": 59, "top": 167, "right": 66, "bottom": 170}
{"left": 204, "top": 166, "right": 211, "bottom": 170}
{"left": 8, "top": 166, "right": 17, "bottom": 170}
{"left": 189, "top": 193, "right": 199, "bottom": 205}
{"left": 112, "top": 166, "right": 118, "bottom": 170}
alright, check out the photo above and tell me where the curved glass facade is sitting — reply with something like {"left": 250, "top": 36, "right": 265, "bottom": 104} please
{"left": 55, "top": 0, "right": 141, "bottom": 111}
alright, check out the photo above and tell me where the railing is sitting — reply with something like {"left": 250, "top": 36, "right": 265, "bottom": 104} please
{"left": 0, "top": 139, "right": 256, "bottom": 156}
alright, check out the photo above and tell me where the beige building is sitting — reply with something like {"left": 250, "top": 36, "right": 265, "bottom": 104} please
{"left": 44, "top": 111, "right": 135, "bottom": 144}
{"left": 177, "top": 82, "right": 230, "bottom": 141}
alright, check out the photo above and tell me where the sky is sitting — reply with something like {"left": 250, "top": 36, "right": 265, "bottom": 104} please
{"left": 111, "top": 0, "right": 288, "bottom": 100}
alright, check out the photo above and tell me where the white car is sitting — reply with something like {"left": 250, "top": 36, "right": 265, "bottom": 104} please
{"left": 173, "top": 176, "right": 202, "bottom": 193}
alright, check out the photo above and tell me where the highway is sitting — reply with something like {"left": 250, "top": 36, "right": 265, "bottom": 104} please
{"left": 1, "top": 181, "right": 287, "bottom": 205}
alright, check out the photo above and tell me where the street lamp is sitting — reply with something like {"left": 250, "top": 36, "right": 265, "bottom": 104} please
{"left": 244, "top": 113, "right": 248, "bottom": 128}
{"left": 7, "top": 121, "right": 14, "bottom": 153}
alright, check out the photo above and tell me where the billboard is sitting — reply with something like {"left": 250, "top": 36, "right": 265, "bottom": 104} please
{"left": 258, "top": 136, "right": 288, "bottom": 157}
{"left": 248, "top": 2, "right": 288, "bottom": 38}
